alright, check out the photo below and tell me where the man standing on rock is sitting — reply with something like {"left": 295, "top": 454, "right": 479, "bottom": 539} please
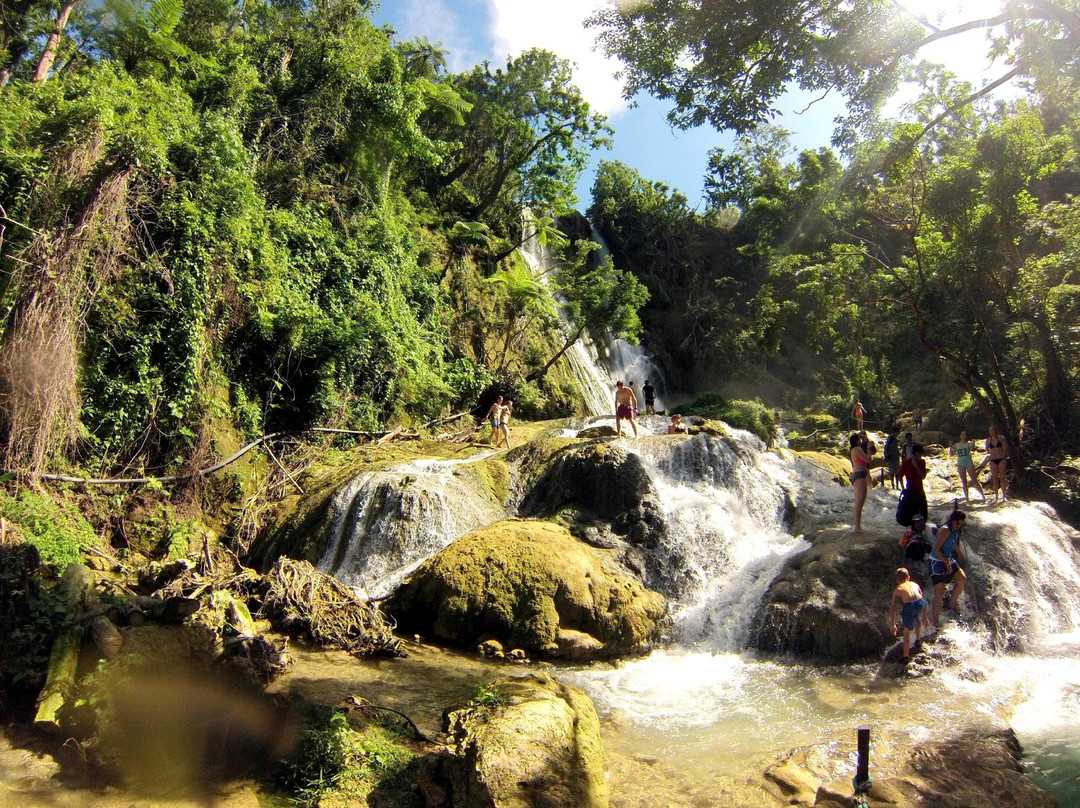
{"left": 642, "top": 379, "right": 656, "bottom": 415}
{"left": 898, "top": 444, "right": 929, "bottom": 524}
{"left": 614, "top": 381, "right": 638, "bottom": 438}
{"left": 485, "top": 395, "right": 503, "bottom": 445}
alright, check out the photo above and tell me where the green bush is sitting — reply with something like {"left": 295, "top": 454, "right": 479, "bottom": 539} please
{"left": 0, "top": 490, "right": 99, "bottom": 567}
{"left": 681, "top": 394, "right": 776, "bottom": 445}
{"left": 278, "top": 707, "right": 419, "bottom": 807}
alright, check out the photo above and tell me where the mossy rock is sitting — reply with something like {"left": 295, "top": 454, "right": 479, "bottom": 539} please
{"left": 783, "top": 449, "right": 852, "bottom": 485}
{"left": 387, "top": 520, "right": 666, "bottom": 658}
{"left": 518, "top": 440, "right": 654, "bottom": 521}
{"left": 687, "top": 418, "right": 727, "bottom": 438}
{"left": 436, "top": 673, "right": 609, "bottom": 808}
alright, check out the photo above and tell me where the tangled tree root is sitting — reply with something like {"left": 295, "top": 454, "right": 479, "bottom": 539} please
{"left": 261, "top": 559, "right": 401, "bottom": 658}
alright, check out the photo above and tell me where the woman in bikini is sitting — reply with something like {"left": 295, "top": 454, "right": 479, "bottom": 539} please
{"left": 849, "top": 433, "right": 871, "bottom": 533}
{"left": 952, "top": 430, "right": 985, "bottom": 502}
{"left": 985, "top": 425, "right": 1008, "bottom": 501}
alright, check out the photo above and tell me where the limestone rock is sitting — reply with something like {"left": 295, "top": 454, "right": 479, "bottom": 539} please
{"left": 896, "top": 725, "right": 1056, "bottom": 808}
{"left": 438, "top": 673, "right": 609, "bottom": 808}
{"left": 518, "top": 441, "right": 665, "bottom": 549}
{"left": 387, "top": 520, "right": 665, "bottom": 658}
{"left": 551, "top": 628, "right": 604, "bottom": 660}
{"left": 748, "top": 535, "right": 900, "bottom": 661}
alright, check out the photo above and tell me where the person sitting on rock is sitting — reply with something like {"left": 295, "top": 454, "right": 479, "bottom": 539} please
{"left": 889, "top": 567, "right": 928, "bottom": 659}
{"left": 668, "top": 414, "right": 687, "bottom": 434}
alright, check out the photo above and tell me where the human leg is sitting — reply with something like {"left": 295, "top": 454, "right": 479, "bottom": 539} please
{"left": 853, "top": 478, "right": 867, "bottom": 533}
{"left": 947, "top": 567, "right": 967, "bottom": 610}
{"left": 932, "top": 581, "right": 946, "bottom": 626}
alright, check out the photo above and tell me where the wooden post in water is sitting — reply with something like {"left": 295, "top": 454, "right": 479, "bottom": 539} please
{"left": 854, "top": 725, "right": 871, "bottom": 793}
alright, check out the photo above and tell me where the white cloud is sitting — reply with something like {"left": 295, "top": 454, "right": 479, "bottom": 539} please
{"left": 489, "top": 0, "right": 628, "bottom": 116}
{"left": 393, "top": 0, "right": 484, "bottom": 73}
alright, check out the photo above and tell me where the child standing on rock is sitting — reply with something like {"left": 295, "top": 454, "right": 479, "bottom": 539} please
{"left": 889, "top": 567, "right": 928, "bottom": 660}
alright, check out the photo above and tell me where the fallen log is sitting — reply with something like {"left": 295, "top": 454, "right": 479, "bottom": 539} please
{"left": 131, "top": 595, "right": 200, "bottom": 624}
{"left": 34, "top": 563, "right": 124, "bottom": 732}
{"left": 217, "top": 592, "right": 290, "bottom": 686}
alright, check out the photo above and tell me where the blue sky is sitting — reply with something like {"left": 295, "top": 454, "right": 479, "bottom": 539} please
{"left": 372, "top": 0, "right": 1009, "bottom": 210}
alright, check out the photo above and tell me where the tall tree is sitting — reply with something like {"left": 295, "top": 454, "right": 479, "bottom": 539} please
{"left": 435, "top": 49, "right": 611, "bottom": 219}
{"left": 590, "top": 0, "right": 1080, "bottom": 141}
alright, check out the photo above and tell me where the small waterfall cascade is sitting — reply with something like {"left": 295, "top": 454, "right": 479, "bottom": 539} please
{"left": 633, "top": 430, "right": 809, "bottom": 649}
{"left": 518, "top": 228, "right": 612, "bottom": 417}
{"left": 968, "top": 502, "right": 1080, "bottom": 646}
{"left": 316, "top": 457, "right": 504, "bottom": 599}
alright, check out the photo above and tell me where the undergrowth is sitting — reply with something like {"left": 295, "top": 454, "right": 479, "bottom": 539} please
{"left": 277, "top": 707, "right": 420, "bottom": 808}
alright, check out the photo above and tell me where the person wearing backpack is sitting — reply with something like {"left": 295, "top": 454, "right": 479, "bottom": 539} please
{"left": 899, "top": 514, "right": 932, "bottom": 560}
{"left": 896, "top": 444, "right": 929, "bottom": 526}
{"left": 928, "top": 510, "right": 969, "bottom": 628}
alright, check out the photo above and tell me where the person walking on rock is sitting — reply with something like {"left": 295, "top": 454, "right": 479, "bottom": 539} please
{"left": 498, "top": 400, "right": 513, "bottom": 449}
{"left": 890, "top": 568, "right": 928, "bottom": 659}
{"left": 929, "top": 510, "right": 969, "bottom": 627}
{"left": 615, "top": 381, "right": 639, "bottom": 438}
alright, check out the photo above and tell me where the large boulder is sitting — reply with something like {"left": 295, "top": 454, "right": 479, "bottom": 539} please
{"left": 750, "top": 501, "right": 1080, "bottom": 661}
{"left": 422, "top": 673, "right": 608, "bottom": 808}
{"left": 764, "top": 725, "right": 1056, "bottom": 807}
{"left": 748, "top": 531, "right": 910, "bottom": 661}
{"left": 386, "top": 520, "right": 666, "bottom": 658}
{"left": 517, "top": 440, "right": 665, "bottom": 549}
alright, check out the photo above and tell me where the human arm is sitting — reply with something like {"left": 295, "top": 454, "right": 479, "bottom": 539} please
{"left": 889, "top": 590, "right": 900, "bottom": 635}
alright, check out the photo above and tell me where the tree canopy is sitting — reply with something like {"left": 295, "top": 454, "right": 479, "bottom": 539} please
{"left": 591, "top": 0, "right": 1080, "bottom": 142}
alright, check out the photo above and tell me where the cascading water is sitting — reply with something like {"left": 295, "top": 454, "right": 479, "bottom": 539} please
{"left": 588, "top": 223, "right": 673, "bottom": 410}
{"left": 305, "top": 422, "right": 1080, "bottom": 805}
{"left": 316, "top": 456, "right": 504, "bottom": 599}
{"left": 633, "top": 431, "right": 808, "bottom": 648}
{"left": 518, "top": 224, "right": 612, "bottom": 418}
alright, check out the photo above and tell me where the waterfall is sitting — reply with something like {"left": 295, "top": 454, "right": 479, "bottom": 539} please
{"left": 518, "top": 229, "right": 612, "bottom": 417}
{"left": 634, "top": 431, "right": 808, "bottom": 649}
{"left": 589, "top": 223, "right": 673, "bottom": 411}
{"left": 316, "top": 457, "right": 504, "bottom": 599}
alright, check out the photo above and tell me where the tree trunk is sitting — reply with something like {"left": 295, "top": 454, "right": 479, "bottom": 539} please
{"left": 526, "top": 324, "right": 585, "bottom": 382}
{"left": 34, "top": 562, "right": 123, "bottom": 732}
{"left": 33, "top": 0, "right": 78, "bottom": 83}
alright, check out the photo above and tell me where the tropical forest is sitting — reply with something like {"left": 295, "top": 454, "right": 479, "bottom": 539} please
{"left": 1, "top": 1, "right": 1079, "bottom": 807}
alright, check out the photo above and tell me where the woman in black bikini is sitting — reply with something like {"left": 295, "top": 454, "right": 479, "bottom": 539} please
{"left": 985, "top": 425, "right": 1008, "bottom": 502}
{"left": 850, "top": 433, "right": 871, "bottom": 533}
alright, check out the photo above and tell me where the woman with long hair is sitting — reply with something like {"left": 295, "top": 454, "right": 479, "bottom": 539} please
{"left": 849, "top": 433, "right": 871, "bottom": 534}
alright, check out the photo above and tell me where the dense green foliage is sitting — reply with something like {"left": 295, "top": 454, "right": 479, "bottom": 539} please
{"left": 0, "top": 0, "right": 626, "bottom": 476}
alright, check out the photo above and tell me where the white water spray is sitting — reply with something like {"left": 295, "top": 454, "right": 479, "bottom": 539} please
{"left": 317, "top": 457, "right": 504, "bottom": 599}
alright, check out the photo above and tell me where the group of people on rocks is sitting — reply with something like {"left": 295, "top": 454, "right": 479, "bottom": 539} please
{"left": 848, "top": 413, "right": 1013, "bottom": 533}
{"left": 614, "top": 379, "right": 681, "bottom": 437}
{"left": 891, "top": 509, "right": 970, "bottom": 659}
